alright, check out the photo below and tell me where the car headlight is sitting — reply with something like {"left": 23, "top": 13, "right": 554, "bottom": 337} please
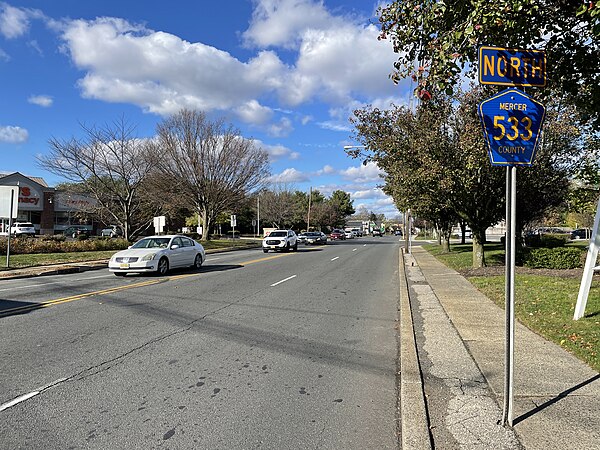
{"left": 141, "top": 253, "right": 157, "bottom": 261}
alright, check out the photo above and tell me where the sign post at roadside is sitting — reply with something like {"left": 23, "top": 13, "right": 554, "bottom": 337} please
{"left": 478, "top": 46, "right": 546, "bottom": 428}
{"left": 0, "top": 186, "right": 19, "bottom": 268}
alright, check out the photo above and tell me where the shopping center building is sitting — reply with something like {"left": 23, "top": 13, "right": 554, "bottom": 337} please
{"left": 0, "top": 172, "right": 97, "bottom": 235}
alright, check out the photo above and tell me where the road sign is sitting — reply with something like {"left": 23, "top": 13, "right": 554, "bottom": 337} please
{"left": 479, "top": 46, "right": 546, "bottom": 87}
{"left": 153, "top": 215, "right": 166, "bottom": 234}
{"left": 230, "top": 214, "right": 236, "bottom": 227}
{"left": 0, "top": 186, "right": 19, "bottom": 219}
{"left": 478, "top": 88, "right": 545, "bottom": 166}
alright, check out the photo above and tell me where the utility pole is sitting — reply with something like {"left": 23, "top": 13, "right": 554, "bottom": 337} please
{"left": 257, "top": 196, "right": 260, "bottom": 237}
{"left": 307, "top": 186, "right": 312, "bottom": 231}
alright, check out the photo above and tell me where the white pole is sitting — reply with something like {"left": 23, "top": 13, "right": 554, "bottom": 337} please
{"left": 574, "top": 196, "right": 600, "bottom": 320}
{"left": 257, "top": 196, "right": 260, "bottom": 238}
{"left": 6, "top": 188, "right": 15, "bottom": 268}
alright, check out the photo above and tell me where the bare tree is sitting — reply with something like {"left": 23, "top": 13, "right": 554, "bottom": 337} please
{"left": 37, "top": 117, "right": 157, "bottom": 241}
{"left": 259, "top": 184, "right": 297, "bottom": 229}
{"left": 155, "top": 110, "right": 270, "bottom": 240}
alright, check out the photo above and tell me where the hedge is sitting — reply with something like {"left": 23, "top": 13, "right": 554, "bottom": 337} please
{"left": 0, "top": 236, "right": 129, "bottom": 255}
{"left": 522, "top": 247, "right": 584, "bottom": 269}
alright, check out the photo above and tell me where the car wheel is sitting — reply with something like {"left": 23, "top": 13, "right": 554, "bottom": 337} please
{"left": 263, "top": 249, "right": 268, "bottom": 253}
{"left": 72, "top": 233, "right": 77, "bottom": 239}
{"left": 193, "top": 253, "right": 203, "bottom": 269}
{"left": 293, "top": 242, "right": 298, "bottom": 251}
{"left": 157, "top": 257, "right": 169, "bottom": 276}
{"left": 114, "top": 272, "right": 126, "bottom": 277}
{"left": 285, "top": 243, "right": 290, "bottom": 252}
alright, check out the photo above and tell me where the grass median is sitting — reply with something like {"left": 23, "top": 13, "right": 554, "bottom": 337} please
{"left": 423, "top": 242, "right": 599, "bottom": 372}
{"left": 1, "top": 239, "right": 261, "bottom": 271}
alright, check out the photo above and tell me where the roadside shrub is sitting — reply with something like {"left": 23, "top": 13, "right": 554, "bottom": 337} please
{"left": 524, "top": 234, "right": 568, "bottom": 248}
{"left": 0, "top": 236, "right": 129, "bottom": 255}
{"left": 523, "top": 247, "right": 584, "bottom": 269}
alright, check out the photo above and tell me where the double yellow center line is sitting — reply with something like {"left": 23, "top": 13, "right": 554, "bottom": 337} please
{"left": 0, "top": 252, "right": 293, "bottom": 317}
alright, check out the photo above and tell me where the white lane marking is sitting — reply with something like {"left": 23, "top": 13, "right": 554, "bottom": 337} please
{"left": 352, "top": 248, "right": 357, "bottom": 252}
{"left": 0, "top": 377, "right": 67, "bottom": 412}
{"left": 363, "top": 244, "right": 367, "bottom": 247}
{"left": 0, "top": 391, "right": 39, "bottom": 412}
{"left": 205, "top": 257, "right": 220, "bottom": 261}
{"left": 270, "top": 275, "right": 297, "bottom": 287}
{"left": 331, "top": 256, "right": 339, "bottom": 261}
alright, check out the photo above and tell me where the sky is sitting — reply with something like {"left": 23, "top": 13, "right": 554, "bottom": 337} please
{"left": 0, "top": 0, "right": 416, "bottom": 219}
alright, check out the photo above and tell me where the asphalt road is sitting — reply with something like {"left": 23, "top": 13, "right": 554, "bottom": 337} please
{"left": 0, "top": 236, "right": 402, "bottom": 449}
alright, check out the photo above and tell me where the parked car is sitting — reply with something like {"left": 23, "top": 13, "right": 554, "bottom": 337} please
{"left": 101, "top": 225, "right": 122, "bottom": 238}
{"left": 109, "top": 234, "right": 205, "bottom": 276}
{"left": 303, "top": 231, "right": 327, "bottom": 245}
{"left": 262, "top": 229, "right": 298, "bottom": 253}
{"left": 571, "top": 228, "right": 591, "bottom": 240}
{"left": 9, "top": 222, "right": 36, "bottom": 237}
{"left": 63, "top": 225, "right": 90, "bottom": 239}
{"left": 329, "top": 229, "right": 346, "bottom": 240}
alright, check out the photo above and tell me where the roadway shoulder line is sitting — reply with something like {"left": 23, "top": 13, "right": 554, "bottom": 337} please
{"left": 270, "top": 275, "right": 297, "bottom": 287}
{"left": 0, "top": 391, "right": 40, "bottom": 412}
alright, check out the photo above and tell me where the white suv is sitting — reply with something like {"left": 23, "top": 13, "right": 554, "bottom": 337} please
{"left": 10, "top": 222, "right": 36, "bottom": 237}
{"left": 262, "top": 229, "right": 298, "bottom": 253}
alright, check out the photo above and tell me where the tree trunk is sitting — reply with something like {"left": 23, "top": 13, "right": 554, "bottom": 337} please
{"left": 472, "top": 231, "right": 486, "bottom": 268}
{"left": 200, "top": 208, "right": 210, "bottom": 241}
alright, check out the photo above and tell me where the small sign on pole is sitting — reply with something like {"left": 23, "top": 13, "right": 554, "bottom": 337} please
{"left": 153, "top": 216, "right": 166, "bottom": 235}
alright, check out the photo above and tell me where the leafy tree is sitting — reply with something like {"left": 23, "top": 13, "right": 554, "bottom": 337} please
{"left": 329, "top": 190, "right": 355, "bottom": 226}
{"left": 378, "top": 0, "right": 600, "bottom": 127}
{"left": 38, "top": 117, "right": 157, "bottom": 241}
{"left": 155, "top": 110, "right": 270, "bottom": 241}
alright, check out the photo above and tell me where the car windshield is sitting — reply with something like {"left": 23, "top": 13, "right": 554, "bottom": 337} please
{"left": 269, "top": 231, "right": 287, "bottom": 237}
{"left": 307, "top": 232, "right": 320, "bottom": 236}
{"left": 18, "top": 223, "right": 34, "bottom": 227}
{"left": 131, "top": 237, "right": 171, "bottom": 249}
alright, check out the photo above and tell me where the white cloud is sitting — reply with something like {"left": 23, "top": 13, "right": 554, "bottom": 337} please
{"left": 340, "top": 161, "right": 384, "bottom": 182}
{"left": 0, "top": 125, "right": 28, "bottom": 143}
{"left": 351, "top": 188, "right": 387, "bottom": 200}
{"left": 235, "top": 100, "right": 273, "bottom": 125}
{"left": 0, "top": 47, "right": 8, "bottom": 61}
{"left": 243, "top": 0, "right": 336, "bottom": 49}
{"left": 0, "top": 3, "right": 30, "bottom": 38}
{"left": 28, "top": 94, "right": 53, "bottom": 107}
{"left": 316, "top": 164, "right": 335, "bottom": 175}
{"left": 268, "top": 167, "right": 309, "bottom": 183}
{"left": 267, "top": 117, "right": 294, "bottom": 137}
{"left": 253, "top": 139, "right": 299, "bottom": 161}
{"left": 317, "top": 121, "right": 351, "bottom": 132}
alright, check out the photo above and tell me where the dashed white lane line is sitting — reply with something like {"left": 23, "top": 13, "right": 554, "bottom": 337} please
{"left": 363, "top": 244, "right": 367, "bottom": 247}
{"left": 270, "top": 275, "right": 297, "bottom": 287}
{"left": 331, "top": 256, "right": 340, "bottom": 261}
{"left": 352, "top": 248, "right": 357, "bottom": 251}
{"left": 0, "top": 377, "right": 67, "bottom": 412}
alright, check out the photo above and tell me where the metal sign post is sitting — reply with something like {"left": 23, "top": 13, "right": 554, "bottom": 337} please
{"left": 230, "top": 214, "right": 236, "bottom": 239}
{"left": 477, "top": 46, "right": 546, "bottom": 427}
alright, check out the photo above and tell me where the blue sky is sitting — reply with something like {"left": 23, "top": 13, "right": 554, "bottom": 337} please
{"left": 0, "top": 0, "right": 415, "bottom": 219}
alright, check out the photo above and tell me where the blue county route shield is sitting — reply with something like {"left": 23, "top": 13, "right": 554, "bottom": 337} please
{"left": 478, "top": 88, "right": 545, "bottom": 166}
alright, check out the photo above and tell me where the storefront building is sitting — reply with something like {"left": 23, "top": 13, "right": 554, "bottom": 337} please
{"left": 0, "top": 172, "right": 97, "bottom": 235}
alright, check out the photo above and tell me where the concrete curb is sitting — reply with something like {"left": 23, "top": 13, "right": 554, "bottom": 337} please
{"left": 399, "top": 248, "right": 432, "bottom": 449}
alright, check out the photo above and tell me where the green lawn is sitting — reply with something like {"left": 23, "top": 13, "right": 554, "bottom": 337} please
{"left": 1, "top": 239, "right": 261, "bottom": 271}
{"left": 422, "top": 243, "right": 600, "bottom": 372}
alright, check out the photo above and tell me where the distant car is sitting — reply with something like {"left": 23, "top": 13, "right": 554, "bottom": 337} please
{"left": 297, "top": 232, "right": 308, "bottom": 244}
{"left": 394, "top": 229, "right": 402, "bottom": 236}
{"left": 10, "top": 222, "right": 36, "bottom": 237}
{"left": 344, "top": 230, "right": 354, "bottom": 239}
{"left": 109, "top": 234, "right": 205, "bottom": 276}
{"left": 330, "top": 229, "right": 346, "bottom": 240}
{"left": 63, "top": 225, "right": 90, "bottom": 239}
{"left": 372, "top": 229, "right": 382, "bottom": 237}
{"left": 101, "top": 225, "right": 122, "bottom": 238}
{"left": 262, "top": 229, "right": 298, "bottom": 253}
{"left": 303, "top": 231, "right": 327, "bottom": 245}
{"left": 351, "top": 228, "right": 363, "bottom": 237}
{"left": 571, "top": 228, "right": 591, "bottom": 240}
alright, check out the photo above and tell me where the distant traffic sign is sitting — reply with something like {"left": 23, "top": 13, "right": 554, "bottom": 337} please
{"left": 479, "top": 46, "right": 546, "bottom": 87}
{"left": 478, "top": 88, "right": 545, "bottom": 166}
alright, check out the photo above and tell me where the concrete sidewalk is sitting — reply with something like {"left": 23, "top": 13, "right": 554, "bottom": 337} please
{"left": 400, "top": 246, "right": 599, "bottom": 449}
